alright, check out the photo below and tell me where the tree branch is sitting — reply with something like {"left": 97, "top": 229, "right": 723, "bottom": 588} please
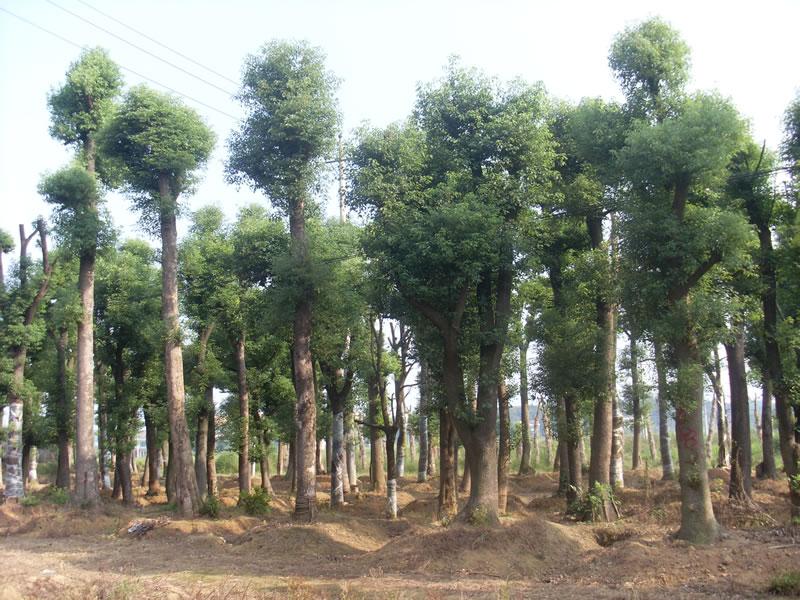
{"left": 668, "top": 250, "right": 722, "bottom": 304}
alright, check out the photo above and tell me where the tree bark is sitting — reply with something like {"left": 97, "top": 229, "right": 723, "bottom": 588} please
{"left": 159, "top": 179, "right": 199, "bottom": 517}
{"left": 758, "top": 374, "right": 777, "bottom": 479}
{"left": 588, "top": 214, "right": 617, "bottom": 511}
{"left": 289, "top": 199, "right": 317, "bottom": 521}
{"left": 564, "top": 393, "right": 582, "bottom": 508}
{"left": 368, "top": 375, "right": 386, "bottom": 493}
{"left": 438, "top": 406, "right": 458, "bottom": 520}
{"left": 498, "top": 380, "right": 511, "bottom": 513}
{"left": 144, "top": 409, "right": 161, "bottom": 496}
{"left": 674, "top": 332, "right": 720, "bottom": 544}
{"left": 518, "top": 342, "right": 533, "bottom": 475}
{"left": 726, "top": 325, "right": 752, "bottom": 500}
{"left": 207, "top": 399, "right": 217, "bottom": 497}
{"left": 55, "top": 327, "right": 71, "bottom": 489}
{"left": 345, "top": 410, "right": 359, "bottom": 492}
{"left": 195, "top": 400, "right": 209, "bottom": 500}
{"left": 654, "top": 339, "right": 674, "bottom": 480}
{"left": 630, "top": 332, "right": 643, "bottom": 471}
{"left": 417, "top": 359, "right": 430, "bottom": 482}
{"left": 74, "top": 250, "right": 99, "bottom": 506}
{"left": 235, "top": 336, "right": 252, "bottom": 496}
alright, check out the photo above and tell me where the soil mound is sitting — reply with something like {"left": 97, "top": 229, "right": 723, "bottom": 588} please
{"left": 356, "top": 515, "right": 599, "bottom": 578}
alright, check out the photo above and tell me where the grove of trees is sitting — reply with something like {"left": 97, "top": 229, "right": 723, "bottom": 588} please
{"left": 2, "top": 17, "right": 799, "bottom": 549}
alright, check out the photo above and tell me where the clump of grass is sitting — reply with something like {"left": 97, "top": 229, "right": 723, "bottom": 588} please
{"left": 199, "top": 495, "right": 221, "bottom": 519}
{"left": 20, "top": 495, "right": 40, "bottom": 507}
{"left": 239, "top": 487, "right": 271, "bottom": 517}
{"left": 47, "top": 486, "right": 69, "bottom": 505}
{"left": 769, "top": 571, "right": 800, "bottom": 596}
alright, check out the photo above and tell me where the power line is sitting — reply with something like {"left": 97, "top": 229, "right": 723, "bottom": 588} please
{"left": 44, "top": 0, "right": 237, "bottom": 97}
{"left": 0, "top": 6, "right": 239, "bottom": 120}
{"left": 74, "top": 0, "right": 239, "bottom": 87}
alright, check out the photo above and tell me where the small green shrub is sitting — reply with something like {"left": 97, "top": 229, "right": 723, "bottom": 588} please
{"left": 239, "top": 487, "right": 271, "bottom": 517}
{"left": 199, "top": 495, "right": 221, "bottom": 519}
{"left": 47, "top": 486, "right": 69, "bottom": 505}
{"left": 769, "top": 571, "right": 800, "bottom": 596}
{"left": 20, "top": 495, "right": 40, "bottom": 507}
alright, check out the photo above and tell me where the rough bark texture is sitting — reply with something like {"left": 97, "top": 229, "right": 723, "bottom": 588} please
{"left": 289, "top": 199, "right": 318, "bottom": 521}
{"left": 195, "top": 402, "right": 209, "bottom": 499}
{"left": 588, "top": 215, "right": 617, "bottom": 514}
{"left": 674, "top": 333, "right": 720, "bottom": 544}
{"left": 207, "top": 399, "right": 217, "bottom": 497}
{"left": 345, "top": 411, "right": 359, "bottom": 492}
{"left": 159, "top": 181, "right": 200, "bottom": 517}
{"left": 498, "top": 381, "right": 511, "bottom": 513}
{"left": 630, "top": 333, "right": 643, "bottom": 472}
{"left": 726, "top": 326, "right": 752, "bottom": 500}
{"left": 143, "top": 410, "right": 161, "bottom": 496}
{"left": 438, "top": 407, "right": 458, "bottom": 520}
{"left": 518, "top": 342, "right": 533, "bottom": 475}
{"left": 55, "top": 327, "right": 71, "bottom": 489}
{"left": 758, "top": 375, "right": 777, "bottom": 479}
{"left": 368, "top": 375, "right": 386, "bottom": 493}
{"left": 331, "top": 410, "right": 346, "bottom": 506}
{"left": 235, "top": 337, "right": 252, "bottom": 496}
{"left": 564, "top": 393, "right": 582, "bottom": 509}
{"left": 611, "top": 394, "right": 625, "bottom": 489}
{"left": 417, "top": 360, "right": 430, "bottom": 482}
{"left": 75, "top": 251, "right": 100, "bottom": 506}
{"left": 654, "top": 339, "right": 674, "bottom": 480}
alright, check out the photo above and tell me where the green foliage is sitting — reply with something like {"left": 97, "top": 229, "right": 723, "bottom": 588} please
{"left": 47, "top": 486, "right": 70, "bottom": 505}
{"left": 568, "top": 483, "right": 622, "bottom": 522}
{"left": 20, "top": 495, "right": 40, "bottom": 507}
{"left": 101, "top": 85, "right": 215, "bottom": 229}
{"left": 608, "top": 17, "right": 690, "bottom": 121}
{"left": 48, "top": 47, "right": 123, "bottom": 149}
{"left": 227, "top": 41, "right": 339, "bottom": 213}
{"left": 239, "top": 487, "right": 271, "bottom": 516}
{"left": 214, "top": 451, "right": 239, "bottom": 474}
{"left": 199, "top": 494, "right": 221, "bottom": 519}
{"left": 769, "top": 571, "right": 800, "bottom": 596}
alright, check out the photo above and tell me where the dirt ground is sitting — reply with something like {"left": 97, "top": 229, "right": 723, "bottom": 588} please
{"left": 1, "top": 467, "right": 798, "bottom": 599}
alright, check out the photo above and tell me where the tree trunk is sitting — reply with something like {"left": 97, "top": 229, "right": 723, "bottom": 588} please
{"left": 195, "top": 401, "right": 209, "bottom": 500}
{"left": 206, "top": 399, "right": 217, "bottom": 497}
{"left": 758, "top": 374, "right": 777, "bottom": 479}
{"left": 368, "top": 376, "right": 386, "bottom": 493}
{"left": 98, "top": 371, "right": 110, "bottom": 491}
{"left": 726, "top": 325, "right": 752, "bottom": 500}
{"left": 4, "top": 350, "right": 26, "bottom": 500}
{"left": 564, "top": 393, "right": 582, "bottom": 508}
{"left": 289, "top": 199, "right": 317, "bottom": 521}
{"left": 417, "top": 360, "right": 430, "bottom": 483}
{"left": 396, "top": 401, "right": 406, "bottom": 479}
{"left": 74, "top": 250, "right": 99, "bottom": 506}
{"left": 158, "top": 185, "right": 199, "bottom": 517}
{"left": 757, "top": 223, "right": 799, "bottom": 515}
{"left": 654, "top": 339, "right": 674, "bottom": 480}
{"left": 438, "top": 407, "right": 458, "bottom": 520}
{"left": 532, "top": 401, "right": 541, "bottom": 470}
{"left": 55, "top": 327, "right": 71, "bottom": 489}
{"left": 674, "top": 332, "right": 720, "bottom": 544}
{"left": 331, "top": 409, "right": 346, "bottom": 507}
{"left": 645, "top": 418, "right": 658, "bottom": 462}
{"left": 143, "top": 410, "right": 160, "bottom": 496}
{"left": 235, "top": 336, "right": 251, "bottom": 496}
{"left": 498, "top": 380, "right": 511, "bottom": 513}
{"left": 518, "top": 342, "right": 532, "bottom": 475}
{"left": 630, "top": 333, "right": 643, "bottom": 472}
{"left": 707, "top": 349, "right": 730, "bottom": 468}
{"left": 119, "top": 449, "right": 133, "bottom": 506}
{"left": 346, "top": 411, "right": 359, "bottom": 493}
{"left": 611, "top": 393, "right": 625, "bottom": 489}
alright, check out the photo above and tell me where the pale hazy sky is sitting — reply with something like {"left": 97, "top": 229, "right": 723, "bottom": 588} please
{"left": 1, "top": 0, "right": 799, "bottom": 245}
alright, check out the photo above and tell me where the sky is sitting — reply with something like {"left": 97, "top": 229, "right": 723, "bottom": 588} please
{"left": 1, "top": 0, "right": 799, "bottom": 242}
{"left": 0, "top": 0, "right": 798, "bottom": 414}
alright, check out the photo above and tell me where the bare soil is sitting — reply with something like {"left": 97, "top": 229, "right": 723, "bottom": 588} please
{"left": 0, "top": 468, "right": 798, "bottom": 599}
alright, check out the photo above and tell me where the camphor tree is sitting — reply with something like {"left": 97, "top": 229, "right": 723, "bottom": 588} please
{"left": 46, "top": 47, "right": 122, "bottom": 505}
{"left": 617, "top": 91, "right": 749, "bottom": 542}
{"left": 101, "top": 85, "right": 215, "bottom": 516}
{"left": 227, "top": 41, "right": 339, "bottom": 521}
{"left": 350, "top": 61, "right": 556, "bottom": 524}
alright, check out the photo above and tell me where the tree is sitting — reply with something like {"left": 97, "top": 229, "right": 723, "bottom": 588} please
{"left": 350, "top": 62, "right": 556, "bottom": 524}
{"left": 47, "top": 47, "right": 122, "bottom": 506}
{"left": 227, "top": 41, "right": 339, "bottom": 520}
{"left": 1, "top": 220, "right": 53, "bottom": 500}
{"left": 102, "top": 85, "right": 215, "bottom": 516}
{"left": 617, "top": 92, "right": 749, "bottom": 543}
